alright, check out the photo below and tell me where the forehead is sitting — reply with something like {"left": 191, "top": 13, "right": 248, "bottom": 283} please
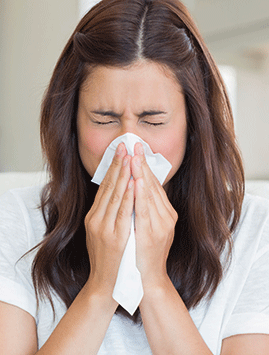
{"left": 80, "top": 60, "right": 182, "bottom": 93}
{"left": 79, "top": 60, "right": 184, "bottom": 112}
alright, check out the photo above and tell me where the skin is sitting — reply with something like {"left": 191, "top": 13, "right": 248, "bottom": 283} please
{"left": 0, "top": 59, "right": 269, "bottom": 354}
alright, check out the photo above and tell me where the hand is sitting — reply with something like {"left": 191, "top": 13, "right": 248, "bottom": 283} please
{"left": 84, "top": 143, "right": 134, "bottom": 295}
{"left": 131, "top": 143, "right": 178, "bottom": 290}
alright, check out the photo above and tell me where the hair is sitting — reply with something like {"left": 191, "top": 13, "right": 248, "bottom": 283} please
{"left": 33, "top": 0, "right": 244, "bottom": 321}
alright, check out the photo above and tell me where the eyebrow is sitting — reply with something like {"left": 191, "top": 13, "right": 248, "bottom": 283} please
{"left": 91, "top": 110, "right": 121, "bottom": 118}
{"left": 137, "top": 110, "right": 167, "bottom": 118}
{"left": 91, "top": 110, "right": 167, "bottom": 118}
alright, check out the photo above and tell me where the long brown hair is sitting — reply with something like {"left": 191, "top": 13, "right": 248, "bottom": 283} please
{"left": 33, "top": 0, "right": 244, "bottom": 320}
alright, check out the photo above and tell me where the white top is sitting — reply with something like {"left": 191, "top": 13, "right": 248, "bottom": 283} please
{"left": 0, "top": 186, "right": 269, "bottom": 354}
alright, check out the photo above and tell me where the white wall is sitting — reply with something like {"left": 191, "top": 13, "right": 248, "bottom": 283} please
{"left": 236, "top": 61, "right": 269, "bottom": 179}
{"left": 0, "top": 0, "right": 78, "bottom": 171}
{"left": 192, "top": 0, "right": 269, "bottom": 180}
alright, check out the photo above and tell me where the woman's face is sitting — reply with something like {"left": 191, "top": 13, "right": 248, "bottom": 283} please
{"left": 77, "top": 60, "right": 187, "bottom": 187}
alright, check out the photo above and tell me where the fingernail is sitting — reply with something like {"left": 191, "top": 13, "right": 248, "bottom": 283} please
{"left": 135, "top": 156, "right": 141, "bottom": 167}
{"left": 116, "top": 143, "right": 123, "bottom": 155}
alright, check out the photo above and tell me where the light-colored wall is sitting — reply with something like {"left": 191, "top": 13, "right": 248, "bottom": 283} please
{"left": 0, "top": 0, "right": 78, "bottom": 171}
{"left": 236, "top": 61, "right": 269, "bottom": 179}
{"left": 189, "top": 0, "right": 269, "bottom": 180}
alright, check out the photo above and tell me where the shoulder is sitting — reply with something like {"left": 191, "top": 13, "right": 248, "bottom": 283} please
{"left": 234, "top": 193, "right": 269, "bottom": 242}
{"left": 0, "top": 185, "right": 46, "bottom": 250}
{"left": 220, "top": 194, "right": 269, "bottom": 342}
{"left": 241, "top": 193, "right": 269, "bottom": 218}
{"left": 225, "top": 193, "right": 269, "bottom": 282}
{"left": 0, "top": 185, "right": 46, "bottom": 321}
{"left": 0, "top": 184, "right": 44, "bottom": 207}
{"left": 229, "top": 192, "right": 269, "bottom": 275}
{"left": 0, "top": 184, "right": 44, "bottom": 215}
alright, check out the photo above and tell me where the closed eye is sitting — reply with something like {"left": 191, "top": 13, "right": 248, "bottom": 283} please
{"left": 139, "top": 110, "right": 167, "bottom": 126}
{"left": 90, "top": 111, "right": 119, "bottom": 125}
{"left": 143, "top": 121, "right": 164, "bottom": 126}
{"left": 90, "top": 110, "right": 167, "bottom": 126}
{"left": 94, "top": 120, "right": 115, "bottom": 125}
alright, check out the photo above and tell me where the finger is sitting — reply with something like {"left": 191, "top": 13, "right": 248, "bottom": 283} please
{"left": 97, "top": 142, "right": 127, "bottom": 195}
{"left": 135, "top": 177, "right": 176, "bottom": 259}
{"left": 132, "top": 142, "right": 163, "bottom": 192}
{"left": 91, "top": 143, "right": 128, "bottom": 214}
{"left": 134, "top": 178, "right": 152, "bottom": 235}
{"left": 135, "top": 174, "right": 167, "bottom": 236}
{"left": 114, "top": 178, "right": 135, "bottom": 238}
{"left": 132, "top": 143, "right": 176, "bottom": 221}
{"left": 103, "top": 155, "right": 132, "bottom": 224}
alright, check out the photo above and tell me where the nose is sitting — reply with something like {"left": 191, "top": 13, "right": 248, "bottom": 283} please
{"left": 111, "top": 113, "right": 147, "bottom": 143}
{"left": 117, "top": 120, "right": 140, "bottom": 138}
{"left": 119, "top": 127, "right": 137, "bottom": 137}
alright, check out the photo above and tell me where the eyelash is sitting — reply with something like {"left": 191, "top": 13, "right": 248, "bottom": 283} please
{"left": 94, "top": 121, "right": 164, "bottom": 126}
{"left": 95, "top": 121, "right": 115, "bottom": 125}
{"left": 144, "top": 121, "right": 164, "bottom": 126}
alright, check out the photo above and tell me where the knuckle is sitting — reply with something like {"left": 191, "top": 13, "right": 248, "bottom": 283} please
{"left": 84, "top": 210, "right": 93, "bottom": 227}
{"left": 85, "top": 215, "right": 97, "bottom": 234}
{"left": 87, "top": 221, "right": 96, "bottom": 236}
{"left": 147, "top": 191, "right": 155, "bottom": 204}
{"left": 84, "top": 210, "right": 90, "bottom": 223}
{"left": 122, "top": 190, "right": 131, "bottom": 204}
{"left": 168, "top": 206, "right": 178, "bottom": 224}
{"left": 117, "top": 206, "right": 129, "bottom": 220}
{"left": 140, "top": 154, "right": 147, "bottom": 166}
{"left": 148, "top": 181, "right": 159, "bottom": 195}
{"left": 100, "top": 179, "right": 115, "bottom": 193}
{"left": 117, "top": 203, "right": 132, "bottom": 220}
{"left": 112, "top": 155, "right": 122, "bottom": 167}
{"left": 85, "top": 209, "right": 102, "bottom": 234}
{"left": 173, "top": 209, "right": 178, "bottom": 223}
{"left": 109, "top": 191, "right": 121, "bottom": 205}
{"left": 119, "top": 163, "right": 129, "bottom": 178}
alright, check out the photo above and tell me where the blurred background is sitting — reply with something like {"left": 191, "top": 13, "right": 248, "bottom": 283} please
{"left": 0, "top": 0, "right": 268, "bottom": 180}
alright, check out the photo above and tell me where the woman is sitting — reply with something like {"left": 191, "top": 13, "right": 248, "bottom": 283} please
{"left": 0, "top": 0, "right": 269, "bottom": 354}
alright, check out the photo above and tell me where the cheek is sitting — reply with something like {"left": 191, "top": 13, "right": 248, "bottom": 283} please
{"left": 167, "top": 133, "right": 187, "bottom": 168}
{"left": 78, "top": 129, "right": 112, "bottom": 177}
{"left": 151, "top": 132, "right": 187, "bottom": 166}
{"left": 149, "top": 128, "right": 187, "bottom": 184}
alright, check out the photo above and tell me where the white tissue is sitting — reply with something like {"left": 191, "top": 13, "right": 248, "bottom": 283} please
{"left": 92, "top": 133, "right": 172, "bottom": 315}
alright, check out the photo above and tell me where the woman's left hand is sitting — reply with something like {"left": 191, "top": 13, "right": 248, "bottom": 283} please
{"left": 131, "top": 144, "right": 214, "bottom": 355}
{"left": 131, "top": 142, "right": 178, "bottom": 290}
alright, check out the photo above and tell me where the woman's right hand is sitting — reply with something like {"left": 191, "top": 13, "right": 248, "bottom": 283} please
{"left": 84, "top": 143, "right": 134, "bottom": 297}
